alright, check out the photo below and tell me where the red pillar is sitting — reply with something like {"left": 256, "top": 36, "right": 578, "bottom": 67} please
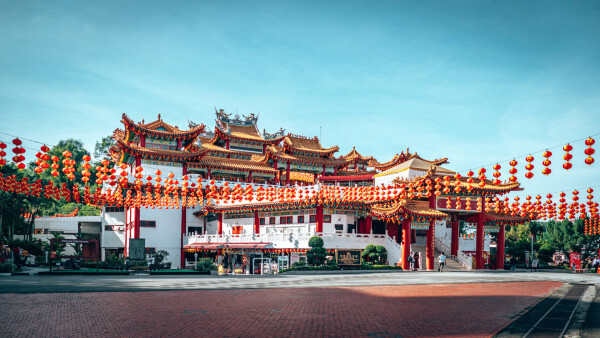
{"left": 451, "top": 215, "right": 459, "bottom": 257}
{"left": 218, "top": 213, "right": 223, "bottom": 235}
{"left": 180, "top": 164, "right": 187, "bottom": 269}
{"left": 248, "top": 171, "right": 253, "bottom": 183}
{"left": 254, "top": 212, "right": 260, "bottom": 234}
{"left": 365, "top": 216, "right": 372, "bottom": 234}
{"left": 476, "top": 211, "right": 485, "bottom": 269}
{"left": 177, "top": 139, "right": 182, "bottom": 149}
{"left": 402, "top": 218, "right": 411, "bottom": 270}
{"left": 426, "top": 196, "right": 436, "bottom": 270}
{"left": 207, "top": 168, "right": 211, "bottom": 180}
{"left": 286, "top": 161, "right": 291, "bottom": 186}
{"left": 496, "top": 223, "right": 506, "bottom": 270}
{"left": 225, "top": 140, "right": 230, "bottom": 150}
{"left": 322, "top": 165, "right": 326, "bottom": 175}
{"left": 262, "top": 144, "right": 267, "bottom": 154}
{"left": 386, "top": 222, "right": 398, "bottom": 242}
{"left": 140, "top": 135, "right": 146, "bottom": 147}
{"left": 134, "top": 208, "right": 140, "bottom": 239}
{"left": 316, "top": 205, "right": 323, "bottom": 233}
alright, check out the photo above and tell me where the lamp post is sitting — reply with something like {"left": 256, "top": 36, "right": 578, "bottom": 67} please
{"left": 194, "top": 252, "right": 198, "bottom": 267}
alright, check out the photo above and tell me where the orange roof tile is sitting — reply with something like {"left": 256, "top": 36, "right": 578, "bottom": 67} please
{"left": 283, "top": 136, "right": 339, "bottom": 155}
{"left": 191, "top": 156, "right": 276, "bottom": 174}
{"left": 259, "top": 146, "right": 348, "bottom": 167}
{"left": 121, "top": 113, "right": 205, "bottom": 139}
{"left": 371, "top": 200, "right": 447, "bottom": 218}
{"left": 342, "top": 147, "right": 375, "bottom": 163}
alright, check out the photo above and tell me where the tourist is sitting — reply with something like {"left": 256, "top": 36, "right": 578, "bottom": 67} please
{"left": 408, "top": 252, "right": 414, "bottom": 270}
{"left": 593, "top": 257, "right": 600, "bottom": 272}
{"left": 509, "top": 256, "right": 517, "bottom": 272}
{"left": 437, "top": 252, "right": 446, "bottom": 272}
{"left": 413, "top": 252, "right": 420, "bottom": 271}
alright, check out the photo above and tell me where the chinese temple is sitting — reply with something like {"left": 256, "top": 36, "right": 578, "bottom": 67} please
{"left": 102, "top": 110, "right": 525, "bottom": 272}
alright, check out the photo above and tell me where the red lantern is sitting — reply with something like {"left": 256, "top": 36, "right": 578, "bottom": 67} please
{"left": 492, "top": 164, "right": 501, "bottom": 185}
{"left": 584, "top": 137, "right": 595, "bottom": 165}
{"left": 508, "top": 159, "right": 518, "bottom": 182}
{"left": 525, "top": 155, "right": 534, "bottom": 179}
{"left": 542, "top": 150, "right": 552, "bottom": 175}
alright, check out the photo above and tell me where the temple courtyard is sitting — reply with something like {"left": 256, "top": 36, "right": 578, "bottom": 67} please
{"left": 1, "top": 272, "right": 599, "bottom": 337}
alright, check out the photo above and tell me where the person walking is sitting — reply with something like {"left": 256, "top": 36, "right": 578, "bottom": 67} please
{"left": 437, "top": 252, "right": 446, "bottom": 272}
{"left": 510, "top": 256, "right": 517, "bottom": 272}
{"left": 413, "top": 252, "right": 420, "bottom": 271}
{"left": 407, "top": 252, "right": 414, "bottom": 271}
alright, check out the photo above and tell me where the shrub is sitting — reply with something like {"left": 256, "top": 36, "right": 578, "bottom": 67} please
{"left": 291, "top": 261, "right": 307, "bottom": 268}
{"left": 129, "top": 266, "right": 149, "bottom": 271}
{"left": 0, "top": 262, "right": 16, "bottom": 273}
{"left": 195, "top": 258, "right": 216, "bottom": 272}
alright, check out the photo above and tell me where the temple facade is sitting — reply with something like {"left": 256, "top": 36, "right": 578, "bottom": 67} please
{"left": 101, "top": 110, "right": 523, "bottom": 272}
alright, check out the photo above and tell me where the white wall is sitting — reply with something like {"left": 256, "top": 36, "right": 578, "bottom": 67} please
{"left": 101, "top": 210, "right": 125, "bottom": 259}
{"left": 140, "top": 207, "right": 182, "bottom": 268}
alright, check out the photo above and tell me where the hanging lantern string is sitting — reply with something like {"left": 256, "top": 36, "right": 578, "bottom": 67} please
{"left": 0, "top": 131, "right": 57, "bottom": 147}
{"left": 455, "top": 131, "right": 600, "bottom": 174}
{"left": 507, "top": 183, "right": 600, "bottom": 199}
{"left": 0, "top": 131, "right": 175, "bottom": 174}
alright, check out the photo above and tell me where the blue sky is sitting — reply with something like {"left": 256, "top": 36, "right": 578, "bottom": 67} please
{"left": 1, "top": 1, "right": 599, "bottom": 198}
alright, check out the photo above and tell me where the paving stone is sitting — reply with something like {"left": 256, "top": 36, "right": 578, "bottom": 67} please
{"left": 0, "top": 281, "right": 560, "bottom": 337}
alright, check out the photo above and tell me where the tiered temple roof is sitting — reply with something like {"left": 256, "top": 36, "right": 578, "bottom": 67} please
{"left": 341, "top": 146, "right": 375, "bottom": 164}
{"left": 121, "top": 113, "right": 205, "bottom": 145}
{"left": 283, "top": 135, "right": 339, "bottom": 157}
{"left": 371, "top": 149, "right": 448, "bottom": 171}
{"left": 371, "top": 199, "right": 448, "bottom": 219}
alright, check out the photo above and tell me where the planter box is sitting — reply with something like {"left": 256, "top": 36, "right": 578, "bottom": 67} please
{"left": 210, "top": 270, "right": 218, "bottom": 275}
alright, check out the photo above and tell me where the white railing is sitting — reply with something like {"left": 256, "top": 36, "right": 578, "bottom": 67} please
{"left": 434, "top": 237, "right": 472, "bottom": 270}
{"left": 384, "top": 234, "right": 403, "bottom": 266}
{"left": 187, "top": 231, "right": 403, "bottom": 265}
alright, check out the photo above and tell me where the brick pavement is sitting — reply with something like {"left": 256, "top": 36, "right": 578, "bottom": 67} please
{"left": 0, "top": 281, "right": 561, "bottom": 337}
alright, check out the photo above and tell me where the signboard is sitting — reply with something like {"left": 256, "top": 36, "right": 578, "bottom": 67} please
{"left": 411, "top": 222, "right": 430, "bottom": 230}
{"left": 484, "top": 225, "right": 500, "bottom": 233}
{"left": 290, "top": 252, "right": 300, "bottom": 265}
{"left": 129, "top": 239, "right": 146, "bottom": 260}
{"left": 569, "top": 252, "right": 582, "bottom": 270}
{"left": 324, "top": 209, "right": 368, "bottom": 217}
{"left": 336, "top": 249, "right": 362, "bottom": 266}
{"left": 436, "top": 196, "right": 480, "bottom": 212}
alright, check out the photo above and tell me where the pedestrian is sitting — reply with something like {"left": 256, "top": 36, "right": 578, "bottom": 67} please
{"left": 407, "top": 252, "right": 414, "bottom": 271}
{"left": 413, "top": 252, "right": 420, "bottom": 271}
{"left": 509, "top": 256, "right": 517, "bottom": 272}
{"left": 437, "top": 252, "right": 446, "bottom": 272}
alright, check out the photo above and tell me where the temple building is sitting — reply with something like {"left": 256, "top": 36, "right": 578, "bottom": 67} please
{"left": 102, "top": 110, "right": 524, "bottom": 272}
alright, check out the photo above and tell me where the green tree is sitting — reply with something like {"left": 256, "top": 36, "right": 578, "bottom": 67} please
{"left": 94, "top": 135, "right": 115, "bottom": 162}
{"left": 307, "top": 236, "right": 327, "bottom": 266}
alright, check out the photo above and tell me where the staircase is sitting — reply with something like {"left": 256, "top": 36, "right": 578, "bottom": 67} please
{"left": 410, "top": 244, "right": 469, "bottom": 271}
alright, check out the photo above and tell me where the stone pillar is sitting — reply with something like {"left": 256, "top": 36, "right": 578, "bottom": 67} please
{"left": 402, "top": 218, "right": 411, "bottom": 270}
{"left": 254, "top": 212, "right": 260, "bottom": 234}
{"left": 451, "top": 215, "right": 459, "bottom": 257}
{"left": 496, "top": 223, "right": 505, "bottom": 270}
{"left": 365, "top": 216, "right": 372, "bottom": 234}
{"left": 476, "top": 212, "right": 485, "bottom": 269}
{"left": 286, "top": 161, "right": 291, "bottom": 186}
{"left": 316, "top": 205, "right": 323, "bottom": 233}
{"left": 218, "top": 213, "right": 223, "bottom": 235}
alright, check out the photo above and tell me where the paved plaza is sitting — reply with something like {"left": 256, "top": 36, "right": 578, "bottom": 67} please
{"left": 1, "top": 272, "right": 599, "bottom": 337}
